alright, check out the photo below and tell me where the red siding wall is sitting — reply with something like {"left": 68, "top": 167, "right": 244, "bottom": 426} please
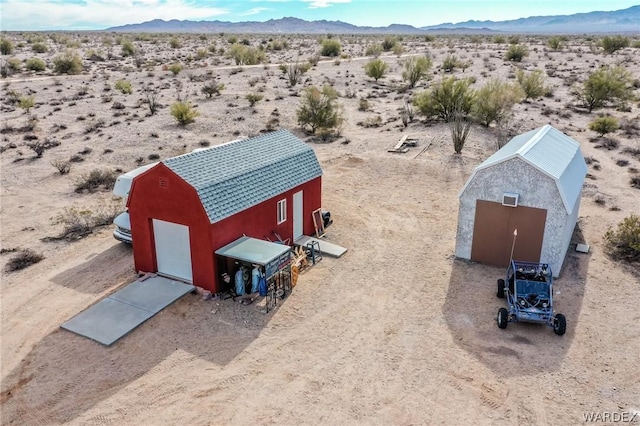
{"left": 127, "top": 163, "right": 322, "bottom": 293}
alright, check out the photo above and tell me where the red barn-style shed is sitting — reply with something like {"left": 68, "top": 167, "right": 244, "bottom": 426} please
{"left": 127, "top": 130, "right": 322, "bottom": 293}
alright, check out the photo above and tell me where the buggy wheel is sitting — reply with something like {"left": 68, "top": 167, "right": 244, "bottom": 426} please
{"left": 553, "top": 314, "right": 566, "bottom": 336}
{"left": 497, "top": 308, "right": 508, "bottom": 329}
{"left": 497, "top": 279, "right": 505, "bottom": 298}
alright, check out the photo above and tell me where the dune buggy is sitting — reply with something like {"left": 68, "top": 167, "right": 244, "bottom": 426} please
{"left": 496, "top": 260, "right": 566, "bottom": 336}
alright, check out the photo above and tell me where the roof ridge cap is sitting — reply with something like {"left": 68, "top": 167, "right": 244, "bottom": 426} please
{"left": 519, "top": 124, "right": 551, "bottom": 156}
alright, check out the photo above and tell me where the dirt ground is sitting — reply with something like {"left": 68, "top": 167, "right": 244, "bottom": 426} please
{"left": 1, "top": 33, "right": 639, "bottom": 425}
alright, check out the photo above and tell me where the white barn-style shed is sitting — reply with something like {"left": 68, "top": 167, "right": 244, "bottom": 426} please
{"left": 455, "top": 124, "right": 587, "bottom": 277}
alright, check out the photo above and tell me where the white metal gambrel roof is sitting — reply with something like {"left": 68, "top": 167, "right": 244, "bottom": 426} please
{"left": 459, "top": 125, "right": 587, "bottom": 214}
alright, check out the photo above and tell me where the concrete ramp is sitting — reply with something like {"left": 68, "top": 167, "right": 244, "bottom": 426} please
{"left": 61, "top": 276, "right": 194, "bottom": 346}
{"left": 295, "top": 235, "right": 348, "bottom": 258}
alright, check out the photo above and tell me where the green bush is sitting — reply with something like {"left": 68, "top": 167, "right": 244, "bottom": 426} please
{"left": 505, "top": 44, "right": 528, "bottom": 62}
{"left": 167, "top": 63, "right": 182, "bottom": 75}
{"left": 246, "top": 92, "right": 263, "bottom": 107}
{"left": 364, "top": 58, "right": 388, "bottom": 82}
{"left": 381, "top": 36, "right": 397, "bottom": 51}
{"left": 515, "top": 68, "right": 546, "bottom": 100}
{"left": 121, "top": 39, "right": 135, "bottom": 57}
{"left": 5, "top": 249, "right": 44, "bottom": 272}
{"left": 114, "top": 79, "right": 132, "bottom": 94}
{"left": 31, "top": 42, "right": 48, "bottom": 53}
{"left": 365, "top": 44, "right": 383, "bottom": 57}
{"left": 588, "top": 116, "right": 619, "bottom": 136}
{"left": 402, "top": 56, "right": 432, "bottom": 88}
{"left": 547, "top": 36, "right": 563, "bottom": 51}
{"left": 600, "top": 35, "right": 630, "bottom": 54}
{"left": 442, "top": 54, "right": 459, "bottom": 72}
{"left": 225, "top": 44, "right": 266, "bottom": 65}
{"left": 169, "top": 37, "right": 181, "bottom": 49}
{"left": 201, "top": 80, "right": 224, "bottom": 97}
{"left": 18, "top": 95, "right": 35, "bottom": 113}
{"left": 25, "top": 57, "right": 46, "bottom": 71}
{"left": 53, "top": 50, "right": 83, "bottom": 74}
{"left": 1, "top": 38, "right": 13, "bottom": 55}
{"left": 297, "top": 85, "right": 343, "bottom": 134}
{"left": 320, "top": 39, "right": 341, "bottom": 57}
{"left": 170, "top": 101, "right": 199, "bottom": 125}
{"left": 472, "top": 78, "right": 524, "bottom": 127}
{"left": 603, "top": 214, "right": 640, "bottom": 262}
{"left": 573, "top": 65, "right": 634, "bottom": 112}
{"left": 413, "top": 77, "right": 475, "bottom": 122}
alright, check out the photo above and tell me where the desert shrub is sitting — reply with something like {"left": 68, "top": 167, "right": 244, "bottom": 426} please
{"left": 449, "top": 105, "right": 473, "bottom": 154}
{"left": 402, "top": 56, "right": 432, "bottom": 88}
{"left": 472, "top": 78, "right": 524, "bottom": 127}
{"left": 392, "top": 43, "right": 404, "bottom": 57}
{"left": 75, "top": 169, "right": 118, "bottom": 193}
{"left": 0, "top": 38, "right": 13, "bottom": 55}
{"left": 226, "top": 44, "right": 265, "bottom": 65}
{"left": 508, "top": 35, "right": 520, "bottom": 44}
{"left": 600, "top": 35, "right": 630, "bottom": 54}
{"left": 114, "top": 79, "right": 132, "bottom": 94}
{"left": 169, "top": 37, "right": 181, "bottom": 49}
{"left": 54, "top": 202, "right": 121, "bottom": 240}
{"left": 196, "top": 48, "right": 208, "bottom": 59}
{"left": 588, "top": 116, "right": 619, "bottom": 136}
{"left": 320, "top": 39, "right": 341, "bottom": 57}
{"left": 515, "top": 68, "right": 547, "bottom": 100}
{"left": 547, "top": 36, "right": 563, "bottom": 51}
{"left": 595, "top": 137, "right": 620, "bottom": 150}
{"left": 573, "top": 65, "right": 634, "bottom": 112}
{"left": 51, "top": 158, "right": 71, "bottom": 174}
{"left": 603, "top": 214, "right": 640, "bottom": 262}
{"left": 53, "top": 50, "right": 83, "bottom": 74}
{"left": 143, "top": 86, "right": 159, "bottom": 115}
{"left": 308, "top": 55, "right": 320, "bottom": 67}
{"left": 364, "top": 58, "right": 388, "bottom": 82}
{"left": 5, "top": 249, "right": 44, "bottom": 272}
{"left": 31, "top": 42, "right": 48, "bottom": 53}
{"left": 505, "top": 44, "right": 528, "bottom": 62}
{"left": 413, "top": 77, "right": 476, "bottom": 122}
{"left": 25, "top": 137, "right": 60, "bottom": 158}
{"left": 121, "top": 39, "right": 135, "bottom": 57}
{"left": 365, "top": 44, "right": 383, "bottom": 57}
{"left": 442, "top": 55, "right": 459, "bottom": 72}
{"left": 25, "top": 57, "right": 46, "bottom": 71}
{"left": 297, "top": 85, "right": 344, "bottom": 134}
{"left": 284, "top": 61, "right": 310, "bottom": 87}
{"left": 170, "top": 101, "right": 199, "bottom": 125}
{"left": 400, "top": 101, "right": 414, "bottom": 127}
{"left": 381, "top": 36, "right": 397, "bottom": 51}
{"left": 18, "top": 95, "right": 35, "bottom": 113}
{"left": 201, "top": 79, "right": 224, "bottom": 97}
{"left": 493, "top": 35, "right": 506, "bottom": 44}
{"left": 246, "top": 92, "right": 263, "bottom": 107}
{"left": 358, "top": 98, "right": 370, "bottom": 111}
{"left": 167, "top": 63, "right": 182, "bottom": 75}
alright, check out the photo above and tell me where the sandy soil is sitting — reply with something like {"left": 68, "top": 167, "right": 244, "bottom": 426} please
{"left": 1, "top": 33, "right": 639, "bottom": 425}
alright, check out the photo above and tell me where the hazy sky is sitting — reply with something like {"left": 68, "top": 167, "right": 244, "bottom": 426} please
{"left": 1, "top": 0, "right": 638, "bottom": 31}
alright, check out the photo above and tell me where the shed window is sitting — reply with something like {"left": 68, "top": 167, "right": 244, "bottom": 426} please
{"left": 277, "top": 199, "right": 287, "bottom": 224}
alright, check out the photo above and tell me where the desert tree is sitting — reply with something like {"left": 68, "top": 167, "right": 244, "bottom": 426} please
{"left": 600, "top": 35, "right": 630, "bottom": 54}
{"left": 472, "top": 78, "right": 524, "bottom": 127}
{"left": 320, "top": 39, "right": 341, "bottom": 57}
{"left": 296, "top": 85, "right": 344, "bottom": 135}
{"left": 364, "top": 58, "right": 388, "bottom": 82}
{"left": 170, "top": 101, "right": 199, "bottom": 126}
{"left": 573, "top": 65, "right": 634, "bottom": 112}
{"left": 588, "top": 116, "right": 619, "bottom": 137}
{"left": 402, "top": 56, "right": 432, "bottom": 88}
{"left": 413, "top": 77, "right": 476, "bottom": 122}
{"left": 143, "top": 86, "right": 159, "bottom": 115}
{"left": 603, "top": 214, "right": 640, "bottom": 262}
{"left": 449, "top": 102, "right": 473, "bottom": 154}
{"left": 515, "top": 68, "right": 547, "bottom": 100}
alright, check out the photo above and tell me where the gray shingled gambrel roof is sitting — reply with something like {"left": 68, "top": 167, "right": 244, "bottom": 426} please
{"left": 162, "top": 129, "right": 322, "bottom": 223}
{"left": 459, "top": 125, "right": 587, "bottom": 214}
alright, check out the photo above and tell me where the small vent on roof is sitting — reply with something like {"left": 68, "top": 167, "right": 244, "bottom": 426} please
{"left": 159, "top": 178, "right": 168, "bottom": 188}
{"left": 502, "top": 192, "right": 519, "bottom": 207}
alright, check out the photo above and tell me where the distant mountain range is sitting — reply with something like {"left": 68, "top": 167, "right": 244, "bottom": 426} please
{"left": 106, "top": 6, "right": 640, "bottom": 34}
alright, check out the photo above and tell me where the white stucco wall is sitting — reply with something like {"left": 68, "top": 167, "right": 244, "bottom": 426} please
{"left": 455, "top": 158, "right": 572, "bottom": 277}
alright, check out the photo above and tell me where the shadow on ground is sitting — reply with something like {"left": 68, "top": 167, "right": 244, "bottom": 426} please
{"left": 2, "top": 248, "right": 277, "bottom": 424}
{"left": 443, "top": 225, "right": 590, "bottom": 377}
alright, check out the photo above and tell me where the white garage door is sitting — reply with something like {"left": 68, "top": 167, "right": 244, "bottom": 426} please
{"left": 152, "top": 219, "right": 193, "bottom": 282}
